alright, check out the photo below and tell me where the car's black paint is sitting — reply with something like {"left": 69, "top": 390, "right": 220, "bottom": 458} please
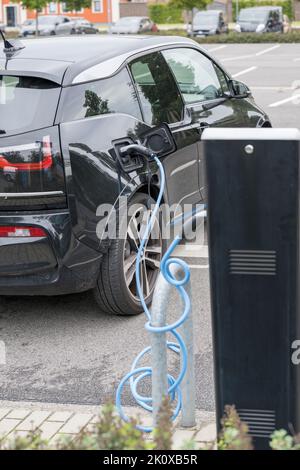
{"left": 0, "top": 211, "right": 102, "bottom": 295}
{"left": 0, "top": 36, "right": 271, "bottom": 296}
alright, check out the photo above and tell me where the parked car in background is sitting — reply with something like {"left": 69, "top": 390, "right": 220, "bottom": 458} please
{"left": 0, "top": 35, "right": 270, "bottom": 315}
{"left": 188, "top": 10, "right": 228, "bottom": 36}
{"left": 20, "top": 15, "right": 72, "bottom": 36}
{"left": 235, "top": 6, "right": 284, "bottom": 33}
{"left": 56, "top": 17, "right": 99, "bottom": 35}
{"left": 110, "top": 16, "right": 157, "bottom": 34}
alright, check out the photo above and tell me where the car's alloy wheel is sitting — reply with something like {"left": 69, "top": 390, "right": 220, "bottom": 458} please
{"left": 94, "top": 193, "right": 163, "bottom": 316}
{"left": 124, "top": 203, "right": 162, "bottom": 302}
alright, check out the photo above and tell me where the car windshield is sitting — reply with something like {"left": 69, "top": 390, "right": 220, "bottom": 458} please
{"left": 238, "top": 10, "right": 269, "bottom": 22}
{"left": 0, "top": 75, "right": 60, "bottom": 136}
{"left": 194, "top": 13, "right": 218, "bottom": 25}
{"left": 38, "top": 16, "right": 58, "bottom": 25}
{"left": 116, "top": 18, "right": 140, "bottom": 26}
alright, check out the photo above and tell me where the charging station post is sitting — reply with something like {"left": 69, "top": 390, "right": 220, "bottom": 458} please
{"left": 202, "top": 127, "right": 300, "bottom": 449}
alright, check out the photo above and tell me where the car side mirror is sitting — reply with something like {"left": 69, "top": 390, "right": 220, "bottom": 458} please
{"left": 140, "top": 123, "right": 176, "bottom": 158}
{"left": 229, "top": 79, "right": 251, "bottom": 98}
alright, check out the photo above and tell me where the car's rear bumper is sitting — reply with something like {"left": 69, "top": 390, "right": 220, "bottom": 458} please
{"left": 0, "top": 210, "right": 102, "bottom": 296}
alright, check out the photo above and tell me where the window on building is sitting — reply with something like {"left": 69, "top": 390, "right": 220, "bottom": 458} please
{"left": 92, "top": 0, "right": 103, "bottom": 13}
{"left": 48, "top": 2, "right": 57, "bottom": 14}
{"left": 60, "top": 2, "right": 68, "bottom": 13}
{"left": 61, "top": 68, "right": 142, "bottom": 122}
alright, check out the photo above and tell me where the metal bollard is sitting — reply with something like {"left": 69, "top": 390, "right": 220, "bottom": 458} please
{"left": 179, "top": 280, "right": 196, "bottom": 427}
{"left": 151, "top": 263, "right": 196, "bottom": 428}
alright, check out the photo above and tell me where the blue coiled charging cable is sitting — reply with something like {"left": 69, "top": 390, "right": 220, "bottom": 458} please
{"left": 116, "top": 145, "right": 196, "bottom": 432}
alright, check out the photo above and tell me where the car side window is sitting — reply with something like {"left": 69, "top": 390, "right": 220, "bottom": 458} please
{"left": 129, "top": 52, "right": 184, "bottom": 126}
{"left": 61, "top": 68, "right": 142, "bottom": 122}
{"left": 162, "top": 48, "right": 224, "bottom": 104}
{"left": 214, "top": 64, "right": 230, "bottom": 94}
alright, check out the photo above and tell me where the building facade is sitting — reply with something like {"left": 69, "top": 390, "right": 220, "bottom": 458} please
{"left": 120, "top": 0, "right": 148, "bottom": 18}
{"left": 1, "top": 1, "right": 300, "bottom": 28}
{"left": 0, "top": 0, "right": 120, "bottom": 27}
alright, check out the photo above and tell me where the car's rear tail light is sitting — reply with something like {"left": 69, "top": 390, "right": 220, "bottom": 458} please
{"left": 0, "top": 226, "right": 47, "bottom": 238}
{"left": 0, "top": 135, "right": 53, "bottom": 172}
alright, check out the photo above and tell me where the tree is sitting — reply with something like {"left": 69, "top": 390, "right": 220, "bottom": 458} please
{"left": 62, "top": 0, "right": 91, "bottom": 12}
{"left": 16, "top": 0, "right": 91, "bottom": 37}
{"left": 16, "top": 1, "right": 50, "bottom": 36}
{"left": 170, "top": 0, "right": 211, "bottom": 21}
{"left": 83, "top": 90, "right": 110, "bottom": 117}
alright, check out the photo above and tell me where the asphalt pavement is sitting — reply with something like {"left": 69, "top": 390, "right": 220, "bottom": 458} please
{"left": 0, "top": 43, "right": 299, "bottom": 412}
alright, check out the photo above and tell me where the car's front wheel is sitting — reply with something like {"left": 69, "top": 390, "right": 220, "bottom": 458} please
{"left": 94, "top": 193, "right": 163, "bottom": 315}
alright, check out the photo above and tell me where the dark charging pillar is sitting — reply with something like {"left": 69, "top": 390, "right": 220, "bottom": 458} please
{"left": 202, "top": 128, "right": 300, "bottom": 449}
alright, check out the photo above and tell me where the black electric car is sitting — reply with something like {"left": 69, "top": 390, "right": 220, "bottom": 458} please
{"left": 0, "top": 35, "right": 270, "bottom": 315}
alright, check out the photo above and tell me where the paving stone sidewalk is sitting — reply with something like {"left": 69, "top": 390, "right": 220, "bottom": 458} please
{"left": 0, "top": 401, "right": 216, "bottom": 449}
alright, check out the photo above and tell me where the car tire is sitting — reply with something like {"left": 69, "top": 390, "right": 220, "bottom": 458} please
{"left": 94, "top": 192, "right": 163, "bottom": 316}
{"left": 50, "top": 30, "right": 56, "bottom": 36}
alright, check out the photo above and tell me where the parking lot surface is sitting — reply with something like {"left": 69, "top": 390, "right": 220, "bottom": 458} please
{"left": 0, "top": 43, "right": 299, "bottom": 411}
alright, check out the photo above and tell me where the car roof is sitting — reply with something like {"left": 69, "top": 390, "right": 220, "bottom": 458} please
{"left": 241, "top": 6, "right": 281, "bottom": 11}
{"left": 195, "top": 10, "right": 222, "bottom": 14}
{"left": 0, "top": 35, "right": 195, "bottom": 86}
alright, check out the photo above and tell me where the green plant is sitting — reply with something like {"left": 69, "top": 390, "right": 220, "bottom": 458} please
{"left": 58, "top": 403, "right": 153, "bottom": 450}
{"left": 170, "top": 0, "right": 211, "bottom": 16}
{"left": 0, "top": 404, "right": 154, "bottom": 451}
{"left": 1, "top": 403, "right": 300, "bottom": 450}
{"left": 152, "top": 397, "right": 173, "bottom": 450}
{"left": 194, "top": 31, "right": 300, "bottom": 43}
{"left": 60, "top": 0, "right": 91, "bottom": 12}
{"left": 0, "top": 429, "right": 48, "bottom": 450}
{"left": 15, "top": 0, "right": 50, "bottom": 36}
{"left": 270, "top": 429, "right": 300, "bottom": 450}
{"left": 218, "top": 405, "right": 253, "bottom": 450}
{"left": 149, "top": 4, "right": 184, "bottom": 24}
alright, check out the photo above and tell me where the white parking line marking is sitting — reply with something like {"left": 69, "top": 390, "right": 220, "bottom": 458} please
{"left": 172, "top": 245, "right": 209, "bottom": 258}
{"left": 255, "top": 44, "right": 280, "bottom": 56}
{"left": 269, "top": 94, "right": 300, "bottom": 107}
{"left": 221, "top": 54, "right": 253, "bottom": 62}
{"left": 251, "top": 86, "right": 293, "bottom": 90}
{"left": 232, "top": 66, "right": 257, "bottom": 78}
{"left": 208, "top": 45, "right": 228, "bottom": 53}
{"left": 220, "top": 45, "right": 280, "bottom": 63}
